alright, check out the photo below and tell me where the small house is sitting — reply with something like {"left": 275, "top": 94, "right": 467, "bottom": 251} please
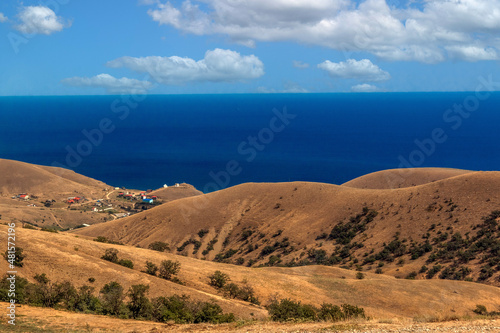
{"left": 142, "top": 198, "right": 154, "bottom": 204}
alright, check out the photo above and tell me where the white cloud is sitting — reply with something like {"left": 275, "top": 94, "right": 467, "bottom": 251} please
{"left": 318, "top": 59, "right": 390, "bottom": 81}
{"left": 107, "top": 49, "right": 264, "bottom": 85}
{"left": 146, "top": 0, "right": 500, "bottom": 63}
{"left": 15, "top": 6, "right": 70, "bottom": 35}
{"left": 293, "top": 60, "right": 310, "bottom": 69}
{"left": 445, "top": 45, "right": 499, "bottom": 61}
{"left": 0, "top": 13, "right": 8, "bottom": 23}
{"left": 351, "top": 83, "right": 379, "bottom": 92}
{"left": 62, "top": 74, "right": 153, "bottom": 94}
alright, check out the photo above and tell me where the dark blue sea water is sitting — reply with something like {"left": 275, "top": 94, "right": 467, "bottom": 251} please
{"left": 0, "top": 93, "right": 499, "bottom": 192}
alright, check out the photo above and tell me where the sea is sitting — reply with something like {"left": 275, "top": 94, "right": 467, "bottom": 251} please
{"left": 0, "top": 93, "right": 499, "bottom": 192}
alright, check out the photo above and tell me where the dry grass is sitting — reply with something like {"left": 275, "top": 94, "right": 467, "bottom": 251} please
{"left": 1, "top": 303, "right": 499, "bottom": 333}
{"left": 74, "top": 170, "right": 500, "bottom": 285}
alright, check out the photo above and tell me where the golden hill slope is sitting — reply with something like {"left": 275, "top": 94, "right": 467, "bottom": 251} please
{"left": 0, "top": 158, "right": 109, "bottom": 199}
{"left": 2, "top": 224, "right": 500, "bottom": 320}
{"left": 148, "top": 183, "right": 203, "bottom": 202}
{"left": 342, "top": 167, "right": 474, "bottom": 189}
{"left": 74, "top": 170, "right": 500, "bottom": 286}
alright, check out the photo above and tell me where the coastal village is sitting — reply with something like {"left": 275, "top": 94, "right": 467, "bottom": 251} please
{"left": 6, "top": 182, "right": 192, "bottom": 230}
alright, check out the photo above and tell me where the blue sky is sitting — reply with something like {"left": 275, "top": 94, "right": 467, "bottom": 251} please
{"left": 1, "top": 0, "right": 500, "bottom": 95}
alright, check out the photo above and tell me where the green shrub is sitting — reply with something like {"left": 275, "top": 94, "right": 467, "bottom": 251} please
{"left": 4, "top": 247, "right": 25, "bottom": 267}
{"left": 267, "top": 298, "right": 365, "bottom": 322}
{"left": 127, "top": 284, "right": 152, "bottom": 320}
{"left": 117, "top": 259, "right": 134, "bottom": 269}
{"left": 208, "top": 271, "right": 230, "bottom": 289}
{"left": 41, "top": 227, "right": 58, "bottom": 233}
{"left": 100, "top": 281, "right": 127, "bottom": 317}
{"left": 151, "top": 295, "right": 234, "bottom": 324}
{"left": 473, "top": 304, "right": 488, "bottom": 315}
{"left": 0, "top": 274, "right": 28, "bottom": 303}
{"left": 356, "top": 272, "right": 365, "bottom": 279}
{"left": 198, "top": 229, "right": 209, "bottom": 238}
{"left": 148, "top": 241, "right": 170, "bottom": 252}
{"left": 94, "top": 236, "right": 123, "bottom": 245}
{"left": 426, "top": 265, "right": 443, "bottom": 279}
{"left": 101, "top": 248, "right": 119, "bottom": 263}
{"left": 144, "top": 261, "right": 158, "bottom": 276}
{"left": 267, "top": 298, "right": 317, "bottom": 322}
{"left": 158, "top": 260, "right": 181, "bottom": 280}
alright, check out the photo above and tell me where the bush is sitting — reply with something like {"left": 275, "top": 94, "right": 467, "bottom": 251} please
{"left": 198, "top": 229, "right": 209, "bottom": 238}
{"left": 94, "top": 236, "right": 123, "bottom": 245}
{"left": 356, "top": 272, "right": 365, "bottom": 279}
{"left": 318, "top": 303, "right": 344, "bottom": 321}
{"left": 151, "top": 295, "right": 235, "bottom": 324}
{"left": 101, "top": 248, "right": 119, "bottom": 263}
{"left": 148, "top": 241, "right": 170, "bottom": 252}
{"left": 144, "top": 261, "right": 158, "bottom": 276}
{"left": 473, "top": 304, "right": 488, "bottom": 315}
{"left": 127, "top": 284, "right": 152, "bottom": 319}
{"left": 41, "top": 227, "right": 58, "bottom": 233}
{"left": 0, "top": 274, "right": 28, "bottom": 303}
{"left": 100, "top": 281, "right": 127, "bottom": 317}
{"left": 117, "top": 259, "right": 134, "bottom": 269}
{"left": 426, "top": 265, "right": 443, "bottom": 279}
{"left": 158, "top": 260, "right": 181, "bottom": 280}
{"left": 267, "top": 298, "right": 317, "bottom": 322}
{"left": 0, "top": 274, "right": 236, "bottom": 324}
{"left": 267, "top": 298, "right": 365, "bottom": 322}
{"left": 4, "top": 247, "right": 25, "bottom": 267}
{"left": 208, "top": 271, "right": 230, "bottom": 289}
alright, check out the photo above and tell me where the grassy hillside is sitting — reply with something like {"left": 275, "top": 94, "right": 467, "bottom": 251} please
{"left": 2, "top": 224, "right": 500, "bottom": 321}
{"left": 75, "top": 170, "right": 500, "bottom": 286}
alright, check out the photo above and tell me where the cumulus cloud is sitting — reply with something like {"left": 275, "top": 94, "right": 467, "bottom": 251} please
{"left": 15, "top": 6, "right": 70, "bottom": 35}
{"left": 293, "top": 60, "right": 310, "bottom": 69}
{"left": 0, "top": 13, "right": 8, "bottom": 23}
{"left": 445, "top": 45, "right": 499, "bottom": 61}
{"left": 107, "top": 49, "right": 264, "bottom": 84}
{"left": 145, "top": 0, "right": 500, "bottom": 63}
{"left": 318, "top": 59, "right": 390, "bottom": 81}
{"left": 351, "top": 83, "right": 379, "bottom": 92}
{"left": 62, "top": 74, "right": 153, "bottom": 94}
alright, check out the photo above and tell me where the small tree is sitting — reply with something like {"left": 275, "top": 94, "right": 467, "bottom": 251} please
{"left": 100, "top": 281, "right": 126, "bottom": 316}
{"left": 158, "top": 260, "right": 181, "bottom": 280}
{"left": 223, "top": 282, "right": 240, "bottom": 299}
{"left": 208, "top": 271, "right": 230, "bottom": 289}
{"left": 144, "top": 261, "right": 158, "bottom": 276}
{"left": 101, "top": 248, "right": 119, "bottom": 263}
{"left": 127, "top": 284, "right": 152, "bottom": 319}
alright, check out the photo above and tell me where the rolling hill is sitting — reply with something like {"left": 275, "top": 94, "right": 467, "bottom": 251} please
{"left": 342, "top": 167, "right": 474, "bottom": 189}
{"left": 74, "top": 170, "right": 500, "bottom": 286}
{"left": 2, "top": 224, "right": 500, "bottom": 321}
{"left": 0, "top": 158, "right": 110, "bottom": 199}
